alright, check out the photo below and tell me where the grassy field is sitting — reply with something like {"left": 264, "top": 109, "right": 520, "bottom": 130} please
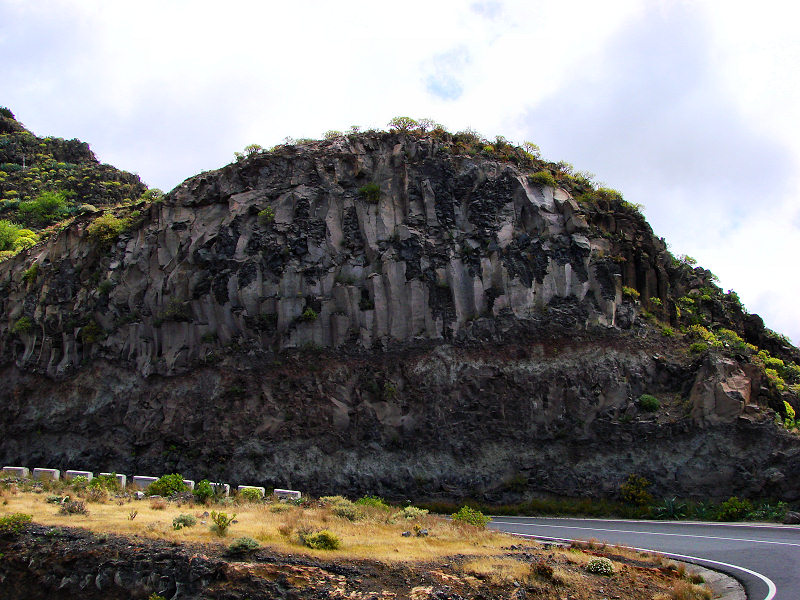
{"left": 0, "top": 478, "right": 715, "bottom": 600}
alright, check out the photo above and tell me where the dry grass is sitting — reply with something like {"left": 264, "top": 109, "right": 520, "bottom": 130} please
{"left": 653, "top": 579, "right": 713, "bottom": 600}
{"left": 0, "top": 490, "right": 516, "bottom": 562}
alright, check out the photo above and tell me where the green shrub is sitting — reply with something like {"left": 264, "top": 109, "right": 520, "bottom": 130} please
{"left": 147, "top": 473, "right": 188, "bottom": 497}
{"left": 22, "top": 263, "right": 39, "bottom": 283}
{"left": 529, "top": 170, "right": 557, "bottom": 187}
{"left": 0, "top": 219, "right": 25, "bottom": 251}
{"left": 258, "top": 206, "right": 275, "bottom": 225}
{"left": 0, "top": 513, "right": 32, "bottom": 534}
{"left": 87, "top": 212, "right": 127, "bottom": 246}
{"left": 18, "top": 191, "right": 68, "bottom": 225}
{"left": 193, "top": 479, "right": 215, "bottom": 503}
{"left": 622, "top": 286, "right": 640, "bottom": 300}
{"left": 638, "top": 394, "right": 660, "bottom": 412}
{"left": 97, "top": 280, "right": 114, "bottom": 295}
{"left": 299, "top": 307, "right": 318, "bottom": 322}
{"left": 238, "top": 487, "right": 263, "bottom": 502}
{"left": 172, "top": 514, "right": 197, "bottom": 530}
{"left": 586, "top": 557, "right": 614, "bottom": 575}
{"left": 358, "top": 183, "right": 381, "bottom": 203}
{"left": 228, "top": 536, "right": 260, "bottom": 554}
{"left": 70, "top": 475, "right": 89, "bottom": 489}
{"left": 620, "top": 474, "right": 653, "bottom": 506}
{"left": 387, "top": 116, "right": 418, "bottom": 132}
{"left": 660, "top": 325, "right": 675, "bottom": 337}
{"left": 783, "top": 401, "right": 796, "bottom": 428}
{"left": 331, "top": 503, "right": 363, "bottom": 521}
{"left": 715, "top": 496, "right": 753, "bottom": 521}
{"left": 398, "top": 506, "right": 429, "bottom": 520}
{"left": 11, "top": 316, "right": 33, "bottom": 334}
{"left": 689, "top": 342, "right": 708, "bottom": 354}
{"left": 89, "top": 473, "right": 120, "bottom": 492}
{"left": 210, "top": 511, "right": 236, "bottom": 536}
{"left": 302, "top": 529, "right": 341, "bottom": 550}
{"left": 451, "top": 506, "right": 489, "bottom": 528}
{"left": 80, "top": 320, "right": 104, "bottom": 344}
{"left": 355, "top": 495, "right": 389, "bottom": 510}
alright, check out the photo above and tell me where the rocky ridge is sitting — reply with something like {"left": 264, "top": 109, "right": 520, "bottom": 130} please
{"left": 0, "top": 127, "right": 799, "bottom": 502}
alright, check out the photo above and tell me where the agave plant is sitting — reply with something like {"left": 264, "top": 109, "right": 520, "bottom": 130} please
{"left": 652, "top": 497, "right": 688, "bottom": 520}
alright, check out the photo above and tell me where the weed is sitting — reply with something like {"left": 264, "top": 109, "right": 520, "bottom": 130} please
{"left": 211, "top": 511, "right": 236, "bottom": 536}
{"left": 172, "top": 514, "right": 197, "bottom": 530}
{"left": 301, "top": 529, "right": 341, "bottom": 550}
{"left": 59, "top": 500, "right": 88, "bottom": 515}
{"left": 150, "top": 498, "right": 167, "bottom": 510}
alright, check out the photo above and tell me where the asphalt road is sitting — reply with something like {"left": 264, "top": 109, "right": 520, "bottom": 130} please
{"left": 489, "top": 517, "right": 800, "bottom": 600}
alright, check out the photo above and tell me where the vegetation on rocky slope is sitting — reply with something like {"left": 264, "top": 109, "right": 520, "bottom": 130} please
{"left": 0, "top": 107, "right": 155, "bottom": 260}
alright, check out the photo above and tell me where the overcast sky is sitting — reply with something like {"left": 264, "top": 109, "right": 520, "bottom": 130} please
{"left": 2, "top": 0, "right": 798, "bottom": 344}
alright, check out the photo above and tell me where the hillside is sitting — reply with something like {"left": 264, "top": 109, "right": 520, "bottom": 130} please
{"left": 0, "top": 107, "right": 149, "bottom": 258}
{"left": 0, "top": 115, "right": 799, "bottom": 504}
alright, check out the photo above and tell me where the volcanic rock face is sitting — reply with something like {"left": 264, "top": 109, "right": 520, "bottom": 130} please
{"left": 0, "top": 131, "right": 798, "bottom": 502}
{"left": 2, "top": 134, "right": 646, "bottom": 376}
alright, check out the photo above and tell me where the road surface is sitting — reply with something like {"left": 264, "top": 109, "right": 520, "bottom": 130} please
{"left": 489, "top": 516, "right": 800, "bottom": 600}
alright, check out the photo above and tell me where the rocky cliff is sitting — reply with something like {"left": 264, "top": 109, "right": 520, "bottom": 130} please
{"left": 1, "top": 128, "right": 799, "bottom": 502}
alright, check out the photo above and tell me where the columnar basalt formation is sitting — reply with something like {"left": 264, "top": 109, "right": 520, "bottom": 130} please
{"left": 1, "top": 131, "right": 798, "bottom": 502}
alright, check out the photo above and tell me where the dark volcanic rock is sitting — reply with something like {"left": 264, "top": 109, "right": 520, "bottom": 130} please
{"left": 0, "top": 130, "right": 798, "bottom": 502}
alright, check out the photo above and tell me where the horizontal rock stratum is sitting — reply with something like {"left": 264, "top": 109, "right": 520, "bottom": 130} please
{"left": 1, "top": 128, "right": 799, "bottom": 503}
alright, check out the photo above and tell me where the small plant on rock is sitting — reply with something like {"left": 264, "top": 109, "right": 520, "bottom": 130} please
{"left": 622, "top": 286, "right": 640, "bottom": 301}
{"left": 258, "top": 206, "right": 275, "bottom": 225}
{"left": 638, "top": 394, "right": 660, "bottom": 412}
{"left": 357, "top": 183, "right": 381, "bottom": 203}
{"left": 529, "top": 171, "right": 557, "bottom": 187}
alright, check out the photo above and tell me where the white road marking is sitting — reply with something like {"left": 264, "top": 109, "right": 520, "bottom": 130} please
{"left": 489, "top": 520, "right": 800, "bottom": 547}
{"left": 503, "top": 532, "right": 777, "bottom": 600}
{"left": 489, "top": 515, "right": 800, "bottom": 530}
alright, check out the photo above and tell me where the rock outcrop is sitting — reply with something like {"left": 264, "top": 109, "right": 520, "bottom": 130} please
{"left": 0, "top": 130, "right": 798, "bottom": 502}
